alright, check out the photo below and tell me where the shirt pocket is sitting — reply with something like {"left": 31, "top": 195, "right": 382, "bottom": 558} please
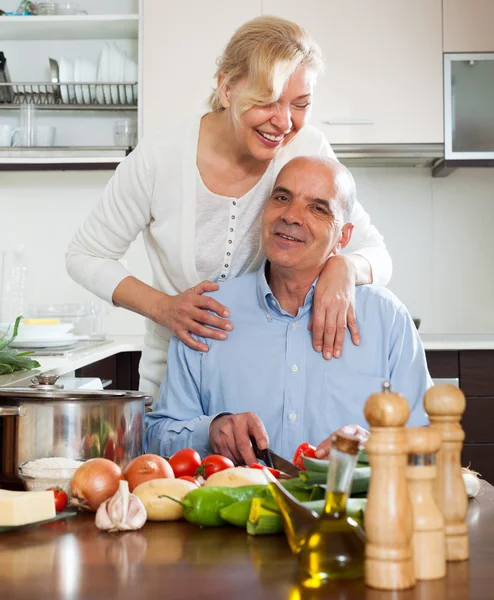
{"left": 323, "top": 368, "right": 384, "bottom": 425}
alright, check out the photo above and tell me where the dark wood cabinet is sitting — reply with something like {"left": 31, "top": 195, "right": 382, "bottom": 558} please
{"left": 75, "top": 352, "right": 142, "bottom": 391}
{"left": 426, "top": 350, "right": 494, "bottom": 483}
{"left": 425, "top": 351, "right": 459, "bottom": 378}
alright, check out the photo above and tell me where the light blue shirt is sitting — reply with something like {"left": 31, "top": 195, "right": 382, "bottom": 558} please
{"left": 145, "top": 266, "right": 431, "bottom": 459}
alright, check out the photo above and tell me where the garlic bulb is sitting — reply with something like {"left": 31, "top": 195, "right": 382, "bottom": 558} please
{"left": 96, "top": 480, "right": 147, "bottom": 532}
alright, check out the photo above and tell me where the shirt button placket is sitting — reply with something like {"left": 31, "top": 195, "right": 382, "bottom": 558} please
{"left": 219, "top": 199, "right": 237, "bottom": 280}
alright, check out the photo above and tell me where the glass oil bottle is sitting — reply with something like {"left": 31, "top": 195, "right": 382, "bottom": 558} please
{"left": 298, "top": 433, "right": 366, "bottom": 587}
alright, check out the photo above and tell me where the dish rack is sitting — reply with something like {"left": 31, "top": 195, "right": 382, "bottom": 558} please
{"left": 0, "top": 82, "right": 138, "bottom": 109}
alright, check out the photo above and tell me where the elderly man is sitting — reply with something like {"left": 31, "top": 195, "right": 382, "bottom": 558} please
{"left": 145, "top": 157, "right": 431, "bottom": 465}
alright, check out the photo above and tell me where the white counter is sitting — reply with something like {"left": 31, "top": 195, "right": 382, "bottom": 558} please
{"left": 2, "top": 333, "right": 494, "bottom": 389}
{"left": 420, "top": 333, "right": 494, "bottom": 351}
{"left": 0, "top": 336, "right": 144, "bottom": 388}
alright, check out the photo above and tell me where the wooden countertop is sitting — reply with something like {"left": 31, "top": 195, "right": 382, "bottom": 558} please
{"left": 0, "top": 483, "right": 492, "bottom": 600}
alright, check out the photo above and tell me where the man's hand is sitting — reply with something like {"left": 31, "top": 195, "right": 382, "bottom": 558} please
{"left": 315, "top": 424, "right": 369, "bottom": 459}
{"left": 209, "top": 412, "right": 269, "bottom": 465}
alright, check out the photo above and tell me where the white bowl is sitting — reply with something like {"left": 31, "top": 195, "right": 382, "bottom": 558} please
{"left": 19, "top": 460, "right": 84, "bottom": 498}
{"left": 0, "top": 322, "right": 75, "bottom": 341}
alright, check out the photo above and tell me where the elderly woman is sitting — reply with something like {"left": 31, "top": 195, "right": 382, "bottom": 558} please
{"left": 66, "top": 16, "right": 392, "bottom": 399}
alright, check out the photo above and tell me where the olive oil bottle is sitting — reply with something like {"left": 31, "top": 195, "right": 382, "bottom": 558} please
{"left": 298, "top": 433, "right": 366, "bottom": 587}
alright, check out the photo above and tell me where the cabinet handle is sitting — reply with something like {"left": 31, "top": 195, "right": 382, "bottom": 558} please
{"left": 0, "top": 406, "right": 26, "bottom": 417}
{"left": 322, "top": 119, "right": 374, "bottom": 126}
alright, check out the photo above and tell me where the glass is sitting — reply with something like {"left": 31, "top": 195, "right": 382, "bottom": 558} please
{"left": 298, "top": 433, "right": 366, "bottom": 586}
{"left": 29, "top": 300, "right": 108, "bottom": 339}
{"left": 57, "top": 3, "right": 87, "bottom": 15}
{"left": 36, "top": 2, "right": 87, "bottom": 15}
{"left": 19, "top": 103, "right": 36, "bottom": 147}
{"left": 36, "top": 2, "right": 58, "bottom": 14}
{"left": 114, "top": 119, "right": 137, "bottom": 147}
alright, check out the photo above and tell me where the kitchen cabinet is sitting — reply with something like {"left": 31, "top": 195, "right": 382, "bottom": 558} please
{"left": 426, "top": 350, "right": 494, "bottom": 484}
{"left": 443, "top": 0, "right": 494, "bottom": 52}
{"left": 141, "top": 0, "right": 262, "bottom": 135}
{"left": 262, "top": 0, "right": 443, "bottom": 145}
{"left": 0, "top": 0, "right": 140, "bottom": 169}
{"left": 75, "top": 351, "right": 141, "bottom": 391}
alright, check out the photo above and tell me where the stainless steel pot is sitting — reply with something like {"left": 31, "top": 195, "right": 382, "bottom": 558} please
{"left": 0, "top": 375, "right": 152, "bottom": 484}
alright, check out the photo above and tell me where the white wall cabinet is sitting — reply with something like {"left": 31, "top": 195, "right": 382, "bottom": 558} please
{"left": 263, "top": 0, "right": 443, "bottom": 145}
{"left": 443, "top": 0, "right": 494, "bottom": 53}
{"left": 141, "top": 0, "right": 262, "bottom": 135}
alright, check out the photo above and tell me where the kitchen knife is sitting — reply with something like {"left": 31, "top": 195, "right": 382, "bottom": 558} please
{"left": 250, "top": 437, "right": 302, "bottom": 478}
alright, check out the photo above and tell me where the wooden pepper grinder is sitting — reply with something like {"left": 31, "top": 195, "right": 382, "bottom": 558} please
{"left": 424, "top": 385, "right": 469, "bottom": 561}
{"left": 364, "top": 382, "right": 415, "bottom": 590}
{"left": 406, "top": 427, "right": 446, "bottom": 580}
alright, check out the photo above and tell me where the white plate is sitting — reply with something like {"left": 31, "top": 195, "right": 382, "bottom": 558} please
{"left": 74, "top": 58, "right": 84, "bottom": 105}
{"left": 59, "top": 57, "right": 74, "bottom": 104}
{"left": 97, "top": 43, "right": 112, "bottom": 105}
{"left": 124, "top": 56, "right": 137, "bottom": 104}
{"left": 109, "top": 42, "right": 125, "bottom": 105}
{"left": 80, "top": 57, "right": 97, "bottom": 103}
{"left": 10, "top": 336, "right": 77, "bottom": 349}
{"left": 118, "top": 51, "right": 127, "bottom": 104}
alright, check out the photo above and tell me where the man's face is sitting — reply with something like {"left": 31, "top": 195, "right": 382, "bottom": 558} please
{"left": 262, "top": 160, "right": 352, "bottom": 273}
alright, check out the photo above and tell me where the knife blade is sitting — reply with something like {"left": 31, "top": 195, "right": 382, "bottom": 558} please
{"left": 250, "top": 437, "right": 302, "bottom": 478}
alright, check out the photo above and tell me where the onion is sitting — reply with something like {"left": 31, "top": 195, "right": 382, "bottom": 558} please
{"left": 71, "top": 458, "right": 123, "bottom": 512}
{"left": 124, "top": 454, "right": 174, "bottom": 492}
{"left": 462, "top": 467, "right": 482, "bottom": 498}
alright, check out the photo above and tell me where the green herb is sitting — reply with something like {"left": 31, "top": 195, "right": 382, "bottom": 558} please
{"left": 0, "top": 316, "right": 40, "bottom": 373}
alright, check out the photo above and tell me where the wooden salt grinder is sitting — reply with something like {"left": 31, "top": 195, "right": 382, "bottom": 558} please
{"left": 424, "top": 385, "right": 469, "bottom": 561}
{"left": 364, "top": 382, "right": 415, "bottom": 590}
{"left": 406, "top": 427, "right": 446, "bottom": 580}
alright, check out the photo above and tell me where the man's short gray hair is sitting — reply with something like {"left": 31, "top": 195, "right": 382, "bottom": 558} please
{"left": 279, "top": 156, "right": 357, "bottom": 223}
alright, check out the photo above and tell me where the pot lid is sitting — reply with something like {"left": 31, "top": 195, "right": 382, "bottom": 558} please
{"left": 0, "top": 387, "right": 152, "bottom": 402}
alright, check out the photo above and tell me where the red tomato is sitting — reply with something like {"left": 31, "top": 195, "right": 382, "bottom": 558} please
{"left": 179, "top": 475, "right": 200, "bottom": 486}
{"left": 292, "top": 442, "right": 317, "bottom": 470}
{"left": 196, "top": 454, "right": 234, "bottom": 479}
{"left": 169, "top": 448, "right": 202, "bottom": 478}
{"left": 47, "top": 487, "right": 68, "bottom": 512}
{"left": 249, "top": 463, "right": 281, "bottom": 478}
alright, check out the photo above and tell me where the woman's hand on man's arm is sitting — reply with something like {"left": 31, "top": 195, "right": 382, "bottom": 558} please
{"left": 311, "top": 254, "right": 373, "bottom": 360}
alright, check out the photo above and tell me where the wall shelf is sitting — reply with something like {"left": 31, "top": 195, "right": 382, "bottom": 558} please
{"left": 0, "top": 15, "right": 139, "bottom": 40}
{"left": 0, "top": 146, "right": 129, "bottom": 169}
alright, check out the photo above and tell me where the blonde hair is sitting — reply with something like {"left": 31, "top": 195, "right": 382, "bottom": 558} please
{"left": 209, "top": 16, "right": 324, "bottom": 116}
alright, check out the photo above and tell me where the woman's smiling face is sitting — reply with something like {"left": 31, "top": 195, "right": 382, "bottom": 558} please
{"left": 223, "top": 66, "right": 315, "bottom": 162}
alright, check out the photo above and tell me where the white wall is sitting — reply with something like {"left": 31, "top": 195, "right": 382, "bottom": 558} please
{"left": 0, "top": 170, "right": 150, "bottom": 335}
{"left": 352, "top": 167, "right": 494, "bottom": 333}
{"left": 1, "top": 166, "right": 493, "bottom": 335}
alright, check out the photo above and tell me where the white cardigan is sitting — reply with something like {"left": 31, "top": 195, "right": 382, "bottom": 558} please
{"left": 66, "top": 114, "right": 392, "bottom": 398}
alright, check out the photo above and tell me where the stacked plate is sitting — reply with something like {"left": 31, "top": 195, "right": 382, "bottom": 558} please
{"left": 0, "top": 322, "right": 76, "bottom": 348}
{"left": 57, "top": 42, "right": 137, "bottom": 106}
{"left": 97, "top": 41, "right": 138, "bottom": 105}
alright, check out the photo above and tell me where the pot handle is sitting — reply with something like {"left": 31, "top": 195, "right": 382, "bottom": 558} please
{"left": 0, "top": 406, "right": 26, "bottom": 417}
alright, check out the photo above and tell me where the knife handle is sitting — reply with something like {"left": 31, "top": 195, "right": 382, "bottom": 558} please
{"left": 249, "top": 436, "right": 274, "bottom": 468}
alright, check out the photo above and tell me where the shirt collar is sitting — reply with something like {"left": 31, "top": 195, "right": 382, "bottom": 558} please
{"left": 256, "top": 260, "right": 318, "bottom": 320}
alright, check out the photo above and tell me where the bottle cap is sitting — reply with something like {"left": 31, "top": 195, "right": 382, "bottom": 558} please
{"left": 332, "top": 432, "right": 361, "bottom": 455}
